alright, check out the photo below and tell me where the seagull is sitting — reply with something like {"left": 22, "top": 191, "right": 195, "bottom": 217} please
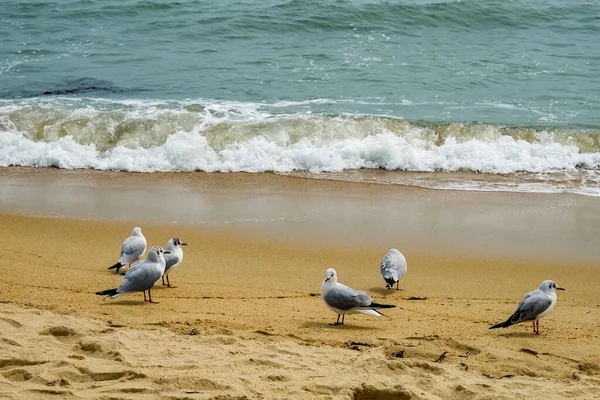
{"left": 321, "top": 268, "right": 396, "bottom": 325}
{"left": 380, "top": 248, "right": 407, "bottom": 290}
{"left": 108, "top": 227, "right": 147, "bottom": 274}
{"left": 489, "top": 280, "right": 565, "bottom": 334}
{"left": 162, "top": 237, "right": 187, "bottom": 288}
{"left": 96, "top": 246, "right": 167, "bottom": 303}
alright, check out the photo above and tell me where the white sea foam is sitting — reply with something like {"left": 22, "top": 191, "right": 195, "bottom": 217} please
{"left": 2, "top": 127, "right": 598, "bottom": 173}
{"left": 1, "top": 99, "right": 599, "bottom": 195}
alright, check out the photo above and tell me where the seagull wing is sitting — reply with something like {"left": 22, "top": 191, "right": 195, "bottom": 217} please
{"left": 508, "top": 290, "right": 552, "bottom": 325}
{"left": 324, "top": 284, "right": 373, "bottom": 311}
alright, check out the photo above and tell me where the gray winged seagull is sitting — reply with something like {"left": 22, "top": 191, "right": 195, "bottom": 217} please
{"left": 380, "top": 248, "right": 407, "bottom": 290}
{"left": 321, "top": 268, "right": 396, "bottom": 325}
{"left": 97, "top": 246, "right": 167, "bottom": 303}
{"left": 489, "top": 280, "right": 565, "bottom": 334}
{"left": 108, "top": 227, "right": 147, "bottom": 274}
{"left": 161, "top": 237, "right": 187, "bottom": 287}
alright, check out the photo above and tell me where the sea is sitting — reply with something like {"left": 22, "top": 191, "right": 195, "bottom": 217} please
{"left": 1, "top": 0, "right": 599, "bottom": 196}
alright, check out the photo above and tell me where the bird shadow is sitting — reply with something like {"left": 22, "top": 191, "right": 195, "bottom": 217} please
{"left": 368, "top": 287, "right": 405, "bottom": 296}
{"left": 99, "top": 299, "right": 148, "bottom": 306}
{"left": 495, "top": 331, "right": 540, "bottom": 338}
{"left": 300, "top": 321, "right": 379, "bottom": 331}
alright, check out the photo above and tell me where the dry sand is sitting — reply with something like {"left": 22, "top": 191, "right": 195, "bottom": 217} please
{"left": 0, "top": 170, "right": 599, "bottom": 399}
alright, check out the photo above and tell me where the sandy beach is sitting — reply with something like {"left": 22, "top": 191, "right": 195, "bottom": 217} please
{"left": 0, "top": 168, "right": 599, "bottom": 399}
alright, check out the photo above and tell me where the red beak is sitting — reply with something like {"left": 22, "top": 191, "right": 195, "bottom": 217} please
{"left": 557, "top": 287, "right": 565, "bottom": 291}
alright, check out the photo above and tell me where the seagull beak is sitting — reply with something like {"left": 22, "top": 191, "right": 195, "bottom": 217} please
{"left": 181, "top": 243, "right": 188, "bottom": 246}
{"left": 164, "top": 251, "right": 171, "bottom": 254}
{"left": 556, "top": 287, "right": 565, "bottom": 291}
{"left": 324, "top": 277, "right": 331, "bottom": 283}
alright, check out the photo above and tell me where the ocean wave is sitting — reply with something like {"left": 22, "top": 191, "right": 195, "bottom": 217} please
{"left": 208, "top": 0, "right": 600, "bottom": 35}
{"left": 20, "top": 0, "right": 598, "bottom": 36}
{"left": 1, "top": 98, "right": 599, "bottom": 175}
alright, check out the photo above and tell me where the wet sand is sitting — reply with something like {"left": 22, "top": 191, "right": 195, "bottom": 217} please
{"left": 1, "top": 167, "right": 599, "bottom": 262}
{"left": 0, "top": 168, "right": 599, "bottom": 399}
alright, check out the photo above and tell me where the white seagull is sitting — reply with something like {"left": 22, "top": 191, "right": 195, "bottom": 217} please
{"left": 321, "top": 268, "right": 396, "bottom": 325}
{"left": 97, "top": 246, "right": 167, "bottom": 303}
{"left": 489, "top": 280, "right": 565, "bottom": 334}
{"left": 108, "top": 227, "right": 147, "bottom": 274}
{"left": 162, "top": 237, "right": 187, "bottom": 288}
{"left": 380, "top": 248, "right": 407, "bottom": 290}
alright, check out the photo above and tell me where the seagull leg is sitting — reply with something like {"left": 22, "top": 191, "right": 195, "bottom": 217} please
{"left": 341, "top": 315, "right": 345, "bottom": 325}
{"left": 535, "top": 320, "right": 540, "bottom": 335}
{"left": 167, "top": 275, "right": 174, "bottom": 288}
{"left": 148, "top": 289, "right": 159, "bottom": 304}
{"left": 143, "top": 291, "right": 147, "bottom": 302}
{"left": 396, "top": 281, "right": 399, "bottom": 290}
{"left": 162, "top": 275, "right": 165, "bottom": 286}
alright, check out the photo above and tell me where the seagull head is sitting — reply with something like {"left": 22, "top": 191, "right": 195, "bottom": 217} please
{"left": 167, "top": 237, "right": 188, "bottom": 249}
{"left": 132, "top": 227, "right": 143, "bottom": 236}
{"left": 323, "top": 268, "right": 337, "bottom": 284}
{"left": 539, "top": 280, "right": 565, "bottom": 293}
{"left": 147, "top": 246, "right": 165, "bottom": 262}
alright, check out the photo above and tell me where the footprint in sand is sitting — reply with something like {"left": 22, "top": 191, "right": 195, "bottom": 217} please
{"left": 38, "top": 326, "right": 77, "bottom": 337}
{"left": 0, "top": 317, "right": 23, "bottom": 328}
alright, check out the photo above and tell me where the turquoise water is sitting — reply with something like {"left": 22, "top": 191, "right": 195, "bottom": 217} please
{"left": 1, "top": 0, "right": 599, "bottom": 194}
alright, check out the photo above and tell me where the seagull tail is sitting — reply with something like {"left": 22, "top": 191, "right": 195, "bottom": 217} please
{"left": 489, "top": 318, "right": 513, "bottom": 329}
{"left": 95, "top": 288, "right": 119, "bottom": 299}
{"left": 370, "top": 302, "right": 396, "bottom": 309}
{"left": 359, "top": 309, "right": 384, "bottom": 317}
{"left": 384, "top": 277, "right": 397, "bottom": 287}
{"left": 108, "top": 262, "right": 123, "bottom": 273}
{"left": 360, "top": 303, "right": 396, "bottom": 318}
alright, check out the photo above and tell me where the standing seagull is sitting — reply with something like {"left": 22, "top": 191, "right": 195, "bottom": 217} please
{"left": 108, "top": 227, "right": 147, "bottom": 274}
{"left": 321, "top": 268, "right": 396, "bottom": 325}
{"left": 380, "top": 248, "right": 407, "bottom": 290}
{"left": 489, "top": 280, "right": 565, "bottom": 334}
{"left": 162, "top": 237, "right": 187, "bottom": 288}
{"left": 96, "top": 246, "right": 167, "bottom": 303}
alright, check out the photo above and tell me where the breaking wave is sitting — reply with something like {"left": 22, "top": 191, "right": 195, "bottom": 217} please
{"left": 1, "top": 97, "right": 599, "bottom": 196}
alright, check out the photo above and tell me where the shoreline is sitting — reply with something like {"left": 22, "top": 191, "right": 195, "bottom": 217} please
{"left": 1, "top": 167, "right": 599, "bottom": 263}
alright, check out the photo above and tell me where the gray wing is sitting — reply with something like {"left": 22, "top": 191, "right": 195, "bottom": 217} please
{"left": 163, "top": 253, "right": 180, "bottom": 272}
{"left": 119, "top": 236, "right": 146, "bottom": 262}
{"left": 117, "top": 262, "right": 159, "bottom": 294}
{"left": 509, "top": 291, "right": 552, "bottom": 324}
{"left": 324, "top": 284, "right": 372, "bottom": 311}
